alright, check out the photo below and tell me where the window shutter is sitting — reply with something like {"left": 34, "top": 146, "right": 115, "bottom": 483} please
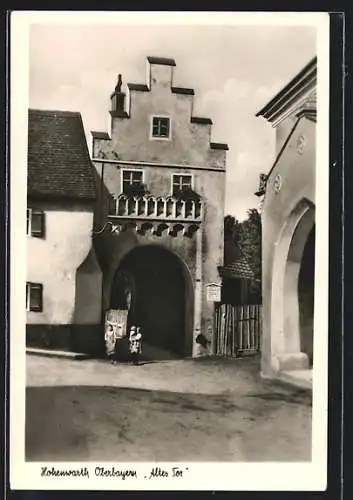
{"left": 31, "top": 210, "right": 45, "bottom": 238}
{"left": 30, "top": 283, "right": 43, "bottom": 312}
{"left": 152, "top": 119, "right": 159, "bottom": 136}
{"left": 160, "top": 119, "right": 169, "bottom": 137}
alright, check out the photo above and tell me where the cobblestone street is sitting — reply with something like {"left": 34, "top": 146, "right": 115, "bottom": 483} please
{"left": 26, "top": 354, "right": 312, "bottom": 462}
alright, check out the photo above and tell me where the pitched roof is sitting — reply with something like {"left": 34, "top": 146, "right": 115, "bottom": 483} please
{"left": 28, "top": 109, "right": 96, "bottom": 202}
{"left": 218, "top": 257, "right": 255, "bottom": 280}
{"left": 256, "top": 57, "right": 317, "bottom": 123}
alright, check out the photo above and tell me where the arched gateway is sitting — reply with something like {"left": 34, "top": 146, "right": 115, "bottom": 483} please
{"left": 270, "top": 199, "right": 315, "bottom": 372}
{"left": 109, "top": 245, "right": 194, "bottom": 358}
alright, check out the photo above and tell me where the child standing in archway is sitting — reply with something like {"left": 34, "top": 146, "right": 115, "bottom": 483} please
{"left": 105, "top": 323, "right": 118, "bottom": 364}
{"left": 129, "top": 326, "right": 142, "bottom": 365}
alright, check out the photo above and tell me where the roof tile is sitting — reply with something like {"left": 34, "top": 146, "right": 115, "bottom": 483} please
{"left": 218, "top": 257, "right": 255, "bottom": 280}
{"left": 28, "top": 109, "right": 96, "bottom": 202}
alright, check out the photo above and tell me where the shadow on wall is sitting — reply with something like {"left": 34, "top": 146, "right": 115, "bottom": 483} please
{"left": 91, "top": 166, "right": 118, "bottom": 272}
{"left": 298, "top": 224, "right": 315, "bottom": 367}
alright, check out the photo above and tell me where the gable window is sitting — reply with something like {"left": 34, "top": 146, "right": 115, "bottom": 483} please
{"left": 122, "top": 169, "right": 144, "bottom": 194}
{"left": 27, "top": 208, "right": 45, "bottom": 238}
{"left": 172, "top": 174, "right": 192, "bottom": 195}
{"left": 26, "top": 282, "right": 43, "bottom": 312}
{"left": 151, "top": 116, "right": 170, "bottom": 139}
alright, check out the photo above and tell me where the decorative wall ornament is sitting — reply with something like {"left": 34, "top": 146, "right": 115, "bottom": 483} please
{"left": 297, "top": 134, "right": 306, "bottom": 154}
{"left": 273, "top": 174, "right": 282, "bottom": 193}
{"left": 111, "top": 223, "right": 123, "bottom": 234}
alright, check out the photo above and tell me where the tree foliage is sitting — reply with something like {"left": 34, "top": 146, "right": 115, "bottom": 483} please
{"left": 223, "top": 209, "right": 262, "bottom": 297}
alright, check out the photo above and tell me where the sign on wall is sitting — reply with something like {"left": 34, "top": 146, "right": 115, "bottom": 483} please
{"left": 206, "top": 283, "right": 222, "bottom": 302}
{"left": 105, "top": 309, "right": 129, "bottom": 339}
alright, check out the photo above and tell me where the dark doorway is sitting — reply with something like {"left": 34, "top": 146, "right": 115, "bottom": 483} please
{"left": 110, "top": 246, "right": 191, "bottom": 358}
{"left": 298, "top": 224, "right": 315, "bottom": 367}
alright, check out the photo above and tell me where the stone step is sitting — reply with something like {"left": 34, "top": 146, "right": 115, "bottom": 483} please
{"left": 277, "top": 369, "right": 313, "bottom": 390}
{"left": 26, "top": 347, "right": 91, "bottom": 360}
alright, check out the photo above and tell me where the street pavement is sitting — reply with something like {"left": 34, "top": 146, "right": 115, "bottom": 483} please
{"left": 26, "top": 354, "right": 312, "bottom": 462}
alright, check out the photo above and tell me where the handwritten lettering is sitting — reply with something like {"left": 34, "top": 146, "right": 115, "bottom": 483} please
{"left": 40, "top": 465, "right": 189, "bottom": 481}
{"left": 41, "top": 466, "right": 89, "bottom": 478}
{"left": 95, "top": 467, "right": 137, "bottom": 479}
{"left": 148, "top": 467, "right": 169, "bottom": 479}
{"left": 172, "top": 467, "right": 184, "bottom": 477}
{"left": 147, "top": 466, "right": 188, "bottom": 479}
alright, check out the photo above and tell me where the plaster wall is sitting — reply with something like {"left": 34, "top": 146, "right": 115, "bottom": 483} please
{"left": 261, "top": 116, "right": 315, "bottom": 376}
{"left": 26, "top": 204, "right": 101, "bottom": 326}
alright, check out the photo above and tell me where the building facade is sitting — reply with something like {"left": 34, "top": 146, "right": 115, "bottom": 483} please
{"left": 91, "top": 56, "right": 228, "bottom": 358}
{"left": 256, "top": 58, "right": 316, "bottom": 386}
{"left": 26, "top": 109, "right": 102, "bottom": 354}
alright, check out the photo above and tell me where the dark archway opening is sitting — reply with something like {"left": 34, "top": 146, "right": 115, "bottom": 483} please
{"left": 298, "top": 224, "right": 315, "bottom": 367}
{"left": 110, "top": 246, "right": 192, "bottom": 358}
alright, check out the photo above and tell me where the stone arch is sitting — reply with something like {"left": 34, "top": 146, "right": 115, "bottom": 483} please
{"left": 270, "top": 198, "right": 315, "bottom": 372}
{"left": 109, "top": 244, "right": 194, "bottom": 358}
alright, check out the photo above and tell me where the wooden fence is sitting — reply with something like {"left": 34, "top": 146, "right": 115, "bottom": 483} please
{"left": 214, "top": 304, "right": 262, "bottom": 357}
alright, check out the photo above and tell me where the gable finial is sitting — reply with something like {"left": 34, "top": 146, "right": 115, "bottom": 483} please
{"left": 115, "top": 74, "right": 122, "bottom": 93}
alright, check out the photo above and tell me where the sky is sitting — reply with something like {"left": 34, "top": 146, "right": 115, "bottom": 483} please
{"left": 29, "top": 19, "right": 317, "bottom": 220}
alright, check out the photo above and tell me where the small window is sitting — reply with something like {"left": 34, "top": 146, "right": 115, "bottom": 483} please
{"left": 27, "top": 208, "right": 45, "bottom": 238}
{"left": 172, "top": 174, "right": 192, "bottom": 195}
{"left": 151, "top": 116, "right": 170, "bottom": 138}
{"left": 122, "top": 170, "right": 143, "bottom": 194}
{"left": 26, "top": 282, "right": 43, "bottom": 312}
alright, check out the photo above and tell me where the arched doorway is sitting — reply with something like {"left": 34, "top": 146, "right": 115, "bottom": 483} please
{"left": 110, "top": 245, "right": 193, "bottom": 358}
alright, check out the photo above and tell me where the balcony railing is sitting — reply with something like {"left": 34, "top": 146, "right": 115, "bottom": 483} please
{"left": 110, "top": 193, "right": 203, "bottom": 222}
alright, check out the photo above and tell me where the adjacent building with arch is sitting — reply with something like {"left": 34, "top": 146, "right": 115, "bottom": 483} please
{"left": 91, "top": 56, "right": 228, "bottom": 358}
{"left": 256, "top": 57, "right": 316, "bottom": 388}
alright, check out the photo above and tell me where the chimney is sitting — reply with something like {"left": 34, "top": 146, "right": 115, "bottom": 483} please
{"left": 110, "top": 74, "right": 126, "bottom": 115}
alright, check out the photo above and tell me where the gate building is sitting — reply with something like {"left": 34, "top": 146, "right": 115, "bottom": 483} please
{"left": 91, "top": 56, "right": 228, "bottom": 358}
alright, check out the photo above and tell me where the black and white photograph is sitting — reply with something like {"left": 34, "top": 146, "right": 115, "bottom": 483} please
{"left": 10, "top": 11, "right": 329, "bottom": 491}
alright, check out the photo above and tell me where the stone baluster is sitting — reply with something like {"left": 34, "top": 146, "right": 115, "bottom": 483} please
{"left": 166, "top": 199, "right": 173, "bottom": 217}
{"left": 195, "top": 201, "right": 202, "bottom": 219}
{"left": 156, "top": 198, "right": 163, "bottom": 217}
{"left": 143, "top": 197, "right": 148, "bottom": 217}
{"left": 147, "top": 197, "right": 154, "bottom": 216}
{"left": 181, "top": 200, "right": 186, "bottom": 219}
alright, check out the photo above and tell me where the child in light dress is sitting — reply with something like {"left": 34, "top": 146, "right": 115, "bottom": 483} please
{"left": 105, "top": 323, "right": 118, "bottom": 364}
{"left": 129, "top": 326, "right": 142, "bottom": 365}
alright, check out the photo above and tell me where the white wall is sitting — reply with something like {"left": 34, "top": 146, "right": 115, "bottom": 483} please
{"left": 27, "top": 209, "right": 94, "bottom": 324}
